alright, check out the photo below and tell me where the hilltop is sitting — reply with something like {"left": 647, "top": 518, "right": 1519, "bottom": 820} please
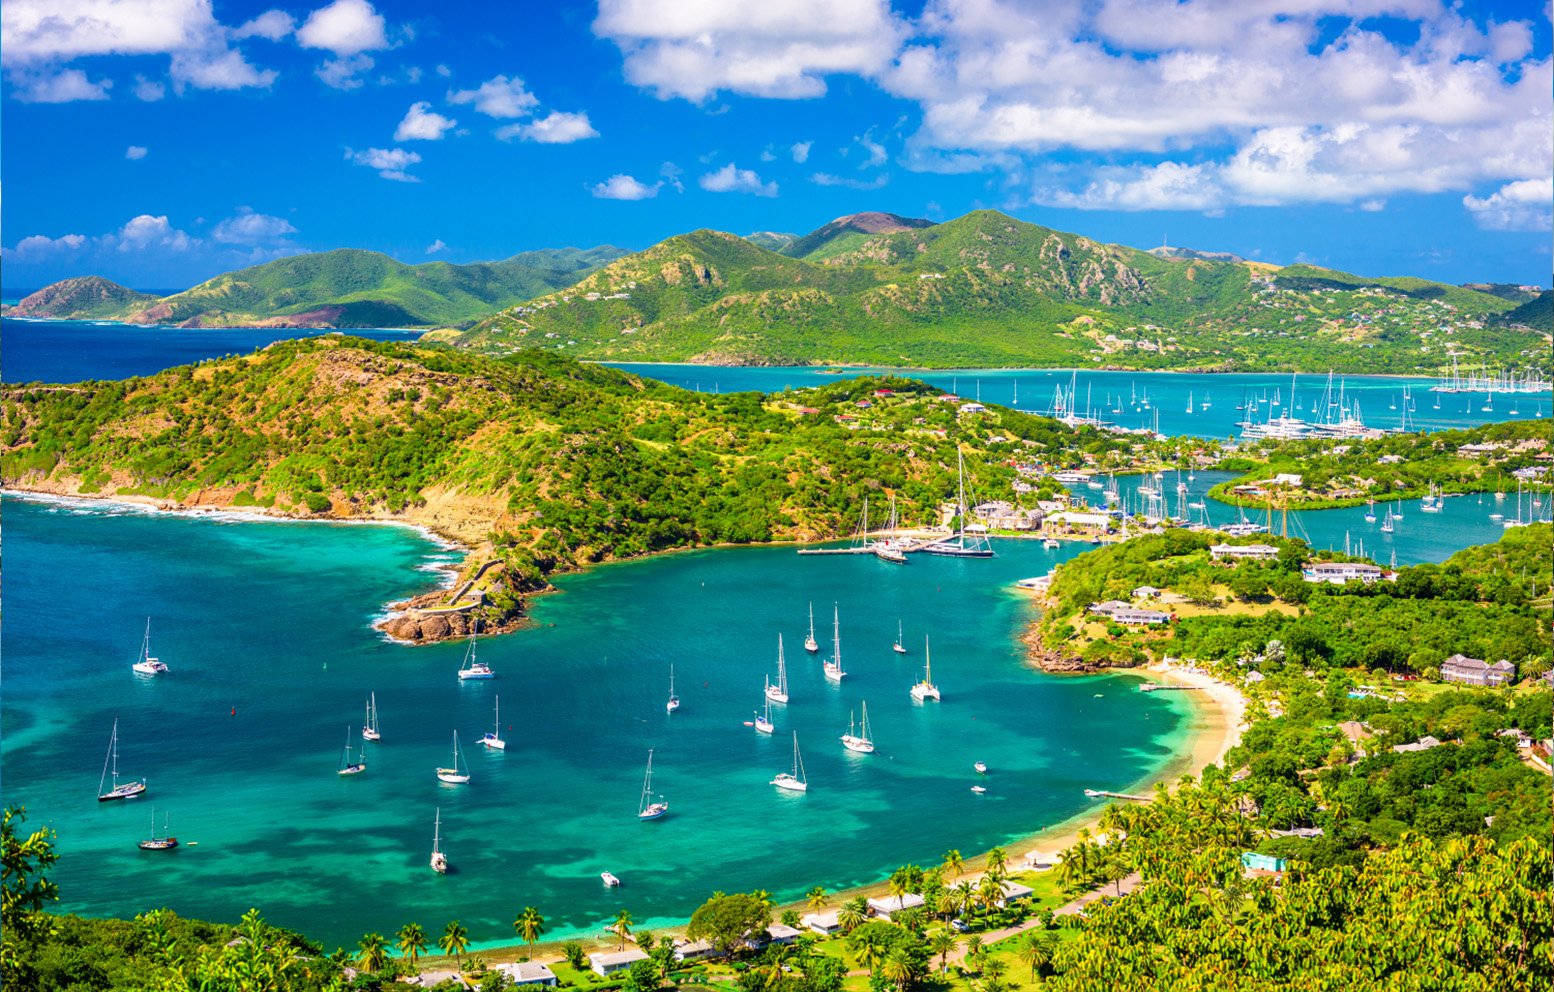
{"left": 7, "top": 246, "right": 626, "bottom": 329}
{"left": 449, "top": 209, "right": 1541, "bottom": 374}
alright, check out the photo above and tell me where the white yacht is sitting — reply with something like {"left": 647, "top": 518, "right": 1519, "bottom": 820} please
{"left": 362, "top": 692, "right": 382, "bottom": 742}
{"left": 337, "top": 726, "right": 367, "bottom": 775}
{"left": 130, "top": 618, "right": 169, "bottom": 676}
{"left": 601, "top": 872, "right": 622, "bottom": 887}
{"left": 456, "top": 629, "right": 493, "bottom": 680}
{"left": 97, "top": 719, "right": 147, "bottom": 801}
{"left": 436, "top": 731, "right": 471, "bottom": 784}
{"left": 480, "top": 697, "right": 506, "bottom": 750}
{"left": 892, "top": 620, "right": 907, "bottom": 655}
{"left": 911, "top": 637, "right": 941, "bottom": 702}
{"left": 637, "top": 750, "right": 668, "bottom": 821}
{"left": 823, "top": 605, "right": 846, "bottom": 684}
{"left": 754, "top": 694, "right": 775, "bottom": 735}
{"left": 765, "top": 635, "right": 790, "bottom": 704}
{"left": 771, "top": 732, "right": 809, "bottom": 792}
{"left": 430, "top": 808, "right": 448, "bottom": 873}
{"left": 840, "top": 702, "right": 875, "bottom": 754}
{"left": 666, "top": 665, "right": 680, "bottom": 714}
{"left": 803, "top": 603, "right": 820, "bottom": 654}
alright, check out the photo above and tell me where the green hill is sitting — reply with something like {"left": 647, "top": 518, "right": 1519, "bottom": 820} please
{"left": 742, "top": 230, "right": 798, "bottom": 252}
{"left": 1495, "top": 290, "right": 1553, "bottom": 332}
{"left": 11, "top": 247, "right": 626, "bottom": 329}
{"left": 5, "top": 276, "right": 159, "bottom": 320}
{"left": 452, "top": 210, "right": 1538, "bottom": 374}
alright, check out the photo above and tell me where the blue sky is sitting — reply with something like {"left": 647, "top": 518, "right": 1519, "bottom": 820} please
{"left": 3, "top": 0, "right": 1550, "bottom": 290}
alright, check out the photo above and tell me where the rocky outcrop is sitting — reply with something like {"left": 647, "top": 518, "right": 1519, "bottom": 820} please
{"left": 376, "top": 590, "right": 525, "bottom": 643}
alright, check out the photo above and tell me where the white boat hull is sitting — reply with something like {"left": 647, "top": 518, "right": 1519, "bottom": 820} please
{"left": 911, "top": 683, "right": 941, "bottom": 702}
{"left": 431, "top": 853, "right": 448, "bottom": 874}
{"left": 840, "top": 736, "right": 874, "bottom": 754}
{"left": 823, "top": 665, "right": 845, "bottom": 683}
{"left": 132, "top": 660, "right": 169, "bottom": 676}
{"left": 638, "top": 804, "right": 668, "bottom": 821}
{"left": 437, "top": 770, "right": 471, "bottom": 784}
{"left": 765, "top": 687, "right": 789, "bottom": 704}
{"left": 481, "top": 734, "right": 506, "bottom": 750}
{"left": 362, "top": 728, "right": 381, "bottom": 741}
{"left": 803, "top": 639, "right": 819, "bottom": 653}
{"left": 755, "top": 719, "right": 774, "bottom": 734}
{"left": 338, "top": 763, "right": 367, "bottom": 776}
{"left": 98, "top": 781, "right": 147, "bottom": 802}
{"left": 601, "top": 872, "right": 621, "bottom": 887}
{"left": 771, "top": 774, "right": 808, "bottom": 792}
{"left": 457, "top": 671, "right": 494, "bottom": 680}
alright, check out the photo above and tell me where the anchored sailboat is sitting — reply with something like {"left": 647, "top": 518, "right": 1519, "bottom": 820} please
{"left": 771, "top": 732, "right": 808, "bottom": 792}
{"left": 430, "top": 808, "right": 448, "bottom": 873}
{"left": 337, "top": 725, "right": 367, "bottom": 775}
{"left": 840, "top": 701, "right": 875, "bottom": 754}
{"left": 754, "top": 692, "right": 775, "bottom": 734}
{"left": 911, "top": 637, "right": 941, "bottom": 702}
{"left": 823, "top": 604, "right": 846, "bottom": 683}
{"left": 765, "top": 635, "right": 790, "bottom": 704}
{"left": 666, "top": 665, "right": 680, "bottom": 714}
{"left": 362, "top": 692, "right": 382, "bottom": 742}
{"left": 803, "top": 603, "right": 820, "bottom": 654}
{"left": 893, "top": 620, "right": 907, "bottom": 655}
{"left": 480, "top": 697, "right": 506, "bottom": 750}
{"left": 457, "top": 627, "right": 493, "bottom": 680}
{"left": 98, "top": 719, "right": 147, "bottom": 801}
{"left": 436, "top": 731, "right": 471, "bottom": 784}
{"left": 637, "top": 750, "right": 668, "bottom": 821}
{"left": 130, "top": 618, "right": 169, "bottom": 676}
{"left": 137, "top": 809, "right": 178, "bottom": 851}
{"left": 921, "top": 450, "right": 995, "bottom": 557}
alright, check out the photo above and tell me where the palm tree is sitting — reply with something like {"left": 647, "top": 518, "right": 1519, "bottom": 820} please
{"left": 929, "top": 930, "right": 958, "bottom": 972}
{"left": 1013, "top": 930, "right": 1057, "bottom": 983}
{"left": 976, "top": 873, "right": 1005, "bottom": 914}
{"left": 985, "top": 847, "right": 1008, "bottom": 881}
{"left": 942, "top": 848, "right": 966, "bottom": 879}
{"left": 837, "top": 896, "right": 867, "bottom": 933}
{"left": 964, "top": 935, "right": 984, "bottom": 972}
{"left": 514, "top": 906, "right": 546, "bottom": 951}
{"left": 612, "top": 909, "right": 634, "bottom": 950}
{"left": 806, "top": 886, "right": 828, "bottom": 910}
{"left": 880, "top": 949, "right": 918, "bottom": 991}
{"left": 396, "top": 923, "right": 428, "bottom": 972}
{"left": 356, "top": 932, "right": 389, "bottom": 973}
{"left": 935, "top": 887, "right": 961, "bottom": 921}
{"left": 982, "top": 956, "right": 1008, "bottom": 992}
{"left": 438, "top": 921, "right": 470, "bottom": 969}
{"left": 848, "top": 928, "right": 889, "bottom": 975}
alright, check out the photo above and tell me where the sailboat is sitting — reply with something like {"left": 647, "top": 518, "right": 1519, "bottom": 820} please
{"left": 430, "top": 808, "right": 448, "bottom": 873}
{"left": 1200, "top": 391, "right": 1211, "bottom": 410}
{"left": 666, "top": 665, "right": 680, "bottom": 714}
{"left": 1392, "top": 500, "right": 1404, "bottom": 521}
{"left": 771, "top": 732, "right": 808, "bottom": 792}
{"left": 362, "top": 693, "right": 382, "bottom": 742}
{"left": 921, "top": 450, "right": 995, "bottom": 558}
{"left": 804, "top": 603, "right": 820, "bottom": 654}
{"left": 754, "top": 692, "right": 775, "bottom": 734}
{"left": 337, "top": 726, "right": 367, "bottom": 775}
{"left": 436, "top": 731, "right": 471, "bottom": 784}
{"left": 840, "top": 702, "right": 875, "bottom": 754}
{"left": 130, "top": 618, "right": 169, "bottom": 676}
{"left": 1364, "top": 500, "right": 1377, "bottom": 524}
{"left": 765, "top": 635, "right": 790, "bottom": 703}
{"left": 98, "top": 719, "right": 147, "bottom": 801}
{"left": 456, "top": 628, "right": 493, "bottom": 680}
{"left": 1380, "top": 509, "right": 1395, "bottom": 534}
{"left": 911, "top": 637, "right": 941, "bottom": 702}
{"left": 893, "top": 620, "right": 907, "bottom": 655}
{"left": 823, "top": 605, "right": 846, "bottom": 683}
{"left": 1186, "top": 390, "right": 1194, "bottom": 414}
{"left": 480, "top": 697, "right": 506, "bottom": 750}
{"left": 137, "top": 809, "right": 178, "bottom": 851}
{"left": 637, "top": 750, "right": 669, "bottom": 820}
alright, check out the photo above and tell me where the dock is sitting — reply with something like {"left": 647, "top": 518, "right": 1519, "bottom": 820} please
{"left": 796, "top": 547, "right": 878, "bottom": 556}
{"left": 1083, "top": 789, "right": 1151, "bottom": 802}
{"left": 796, "top": 537, "right": 936, "bottom": 556}
{"left": 1138, "top": 683, "right": 1200, "bottom": 693}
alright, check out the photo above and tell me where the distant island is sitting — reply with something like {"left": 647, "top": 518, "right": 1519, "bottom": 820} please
{"left": 8, "top": 210, "right": 1549, "bottom": 375}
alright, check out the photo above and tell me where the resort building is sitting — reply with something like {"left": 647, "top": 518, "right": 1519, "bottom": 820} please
{"left": 1210, "top": 543, "right": 1280, "bottom": 561}
{"left": 1302, "top": 562, "right": 1387, "bottom": 584}
{"left": 762, "top": 924, "right": 803, "bottom": 946}
{"left": 1110, "top": 608, "right": 1172, "bottom": 626}
{"left": 867, "top": 893, "right": 926, "bottom": 920}
{"left": 1440, "top": 654, "right": 1516, "bottom": 687}
{"left": 590, "top": 948, "right": 650, "bottom": 976}
{"left": 496, "top": 962, "right": 559, "bottom": 987}
{"left": 961, "top": 875, "right": 1035, "bottom": 907}
{"left": 673, "top": 940, "right": 717, "bottom": 963}
{"left": 801, "top": 910, "right": 842, "bottom": 935}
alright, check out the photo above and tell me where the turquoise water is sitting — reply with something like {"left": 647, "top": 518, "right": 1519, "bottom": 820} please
{"left": 3, "top": 497, "right": 1193, "bottom": 948}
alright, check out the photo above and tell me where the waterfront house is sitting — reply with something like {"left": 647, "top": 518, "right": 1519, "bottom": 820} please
{"left": 1210, "top": 543, "right": 1279, "bottom": 561}
{"left": 867, "top": 893, "right": 926, "bottom": 920}
{"left": 1302, "top": 562, "right": 1386, "bottom": 584}
{"left": 674, "top": 940, "right": 718, "bottom": 962}
{"left": 497, "top": 962, "right": 558, "bottom": 987}
{"left": 590, "top": 948, "right": 650, "bottom": 976}
{"left": 1110, "top": 608, "right": 1171, "bottom": 626}
{"left": 762, "top": 924, "right": 802, "bottom": 946}
{"left": 802, "top": 910, "right": 842, "bottom": 935}
{"left": 1440, "top": 654, "right": 1515, "bottom": 687}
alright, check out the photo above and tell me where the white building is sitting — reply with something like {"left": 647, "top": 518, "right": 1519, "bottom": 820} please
{"left": 1303, "top": 562, "right": 1386, "bottom": 584}
{"left": 590, "top": 948, "right": 650, "bottom": 976}
{"left": 802, "top": 910, "right": 842, "bottom": 935}
{"left": 496, "top": 962, "right": 558, "bottom": 987}
{"left": 867, "top": 893, "right": 926, "bottom": 920}
{"left": 1210, "top": 543, "right": 1280, "bottom": 561}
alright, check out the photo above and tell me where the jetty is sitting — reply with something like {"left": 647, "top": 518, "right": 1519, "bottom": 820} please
{"left": 1084, "top": 788, "right": 1151, "bottom": 802}
{"left": 1138, "top": 683, "right": 1200, "bottom": 693}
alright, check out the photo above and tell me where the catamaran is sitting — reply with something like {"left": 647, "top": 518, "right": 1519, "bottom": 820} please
{"left": 666, "top": 665, "right": 680, "bottom": 714}
{"left": 137, "top": 809, "right": 178, "bottom": 851}
{"left": 480, "top": 697, "right": 506, "bottom": 750}
{"left": 337, "top": 726, "right": 367, "bottom": 775}
{"left": 436, "top": 731, "right": 471, "bottom": 784}
{"left": 893, "top": 620, "right": 907, "bottom": 655}
{"left": 637, "top": 749, "right": 668, "bottom": 821}
{"left": 771, "top": 732, "right": 808, "bottom": 792}
{"left": 456, "top": 628, "right": 493, "bottom": 680}
{"left": 840, "top": 702, "right": 875, "bottom": 754}
{"left": 911, "top": 637, "right": 941, "bottom": 702}
{"left": 430, "top": 808, "right": 448, "bottom": 873}
{"left": 765, "top": 635, "right": 790, "bottom": 704}
{"left": 921, "top": 450, "right": 995, "bottom": 558}
{"left": 130, "top": 618, "right": 169, "bottom": 676}
{"left": 804, "top": 603, "right": 820, "bottom": 654}
{"left": 362, "top": 692, "right": 382, "bottom": 742}
{"left": 754, "top": 693, "right": 775, "bottom": 734}
{"left": 98, "top": 719, "right": 147, "bottom": 801}
{"left": 823, "top": 604, "right": 846, "bottom": 683}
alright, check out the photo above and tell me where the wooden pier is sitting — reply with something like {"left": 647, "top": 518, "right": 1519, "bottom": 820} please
{"left": 1084, "top": 789, "right": 1151, "bottom": 802}
{"left": 1138, "top": 683, "right": 1201, "bottom": 693}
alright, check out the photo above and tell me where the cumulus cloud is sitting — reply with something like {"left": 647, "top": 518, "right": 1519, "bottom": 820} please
{"left": 211, "top": 207, "right": 297, "bottom": 245}
{"left": 296, "top": 0, "right": 388, "bottom": 56}
{"left": 170, "top": 46, "right": 277, "bottom": 90}
{"left": 593, "top": 0, "right": 903, "bottom": 101}
{"left": 811, "top": 171, "right": 889, "bottom": 190}
{"left": 316, "top": 53, "right": 374, "bottom": 89}
{"left": 591, "top": 174, "right": 662, "bottom": 200}
{"left": 395, "top": 101, "right": 457, "bottom": 141}
{"left": 791, "top": 141, "right": 812, "bottom": 163}
{"left": 496, "top": 111, "right": 599, "bottom": 144}
{"left": 133, "top": 74, "right": 166, "bottom": 100}
{"left": 8, "top": 233, "right": 87, "bottom": 257}
{"left": 346, "top": 146, "right": 422, "bottom": 182}
{"left": 448, "top": 74, "right": 538, "bottom": 118}
{"left": 699, "top": 162, "right": 778, "bottom": 196}
{"left": 1463, "top": 178, "right": 1553, "bottom": 231}
{"left": 114, "top": 214, "right": 195, "bottom": 252}
{"left": 425, "top": 238, "right": 447, "bottom": 254}
{"left": 10, "top": 67, "right": 111, "bottom": 102}
{"left": 126, "top": 145, "right": 148, "bottom": 160}
{"left": 235, "top": 10, "right": 295, "bottom": 41}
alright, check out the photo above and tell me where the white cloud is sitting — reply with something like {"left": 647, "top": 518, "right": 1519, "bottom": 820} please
{"left": 395, "top": 101, "right": 457, "bottom": 141}
{"left": 425, "top": 238, "right": 447, "bottom": 254}
{"left": 170, "top": 46, "right": 276, "bottom": 91}
{"left": 316, "top": 53, "right": 373, "bottom": 89}
{"left": 448, "top": 74, "right": 538, "bottom": 118}
{"left": 211, "top": 208, "right": 297, "bottom": 245}
{"left": 126, "top": 145, "right": 148, "bottom": 160}
{"left": 699, "top": 162, "right": 778, "bottom": 196}
{"left": 296, "top": 0, "right": 387, "bottom": 56}
{"left": 10, "top": 67, "right": 111, "bottom": 102}
{"left": 434, "top": 63, "right": 451, "bottom": 77}
{"left": 114, "top": 214, "right": 195, "bottom": 252}
{"left": 1035, "top": 162, "right": 1222, "bottom": 212}
{"left": 791, "top": 141, "right": 812, "bottom": 163}
{"left": 133, "top": 74, "right": 166, "bottom": 100}
{"left": 346, "top": 146, "right": 422, "bottom": 182}
{"left": 591, "top": 174, "right": 662, "bottom": 200}
{"left": 811, "top": 171, "right": 889, "bottom": 190}
{"left": 8, "top": 233, "right": 87, "bottom": 257}
{"left": 235, "top": 10, "right": 295, "bottom": 41}
{"left": 496, "top": 110, "right": 599, "bottom": 144}
{"left": 856, "top": 130, "right": 886, "bottom": 168}
{"left": 1359, "top": 198, "right": 1386, "bottom": 212}
{"left": 593, "top": 0, "right": 904, "bottom": 101}
{"left": 1463, "top": 178, "right": 1553, "bottom": 231}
